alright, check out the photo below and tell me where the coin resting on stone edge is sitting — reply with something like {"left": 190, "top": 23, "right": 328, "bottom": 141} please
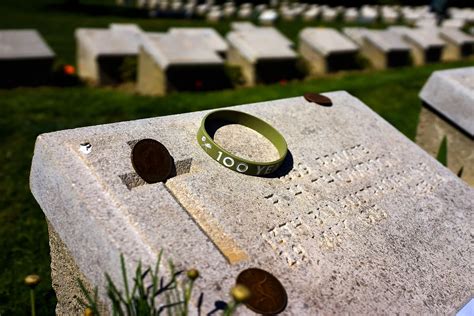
{"left": 236, "top": 268, "right": 288, "bottom": 315}
{"left": 304, "top": 92, "right": 333, "bottom": 106}
{"left": 131, "top": 139, "right": 173, "bottom": 184}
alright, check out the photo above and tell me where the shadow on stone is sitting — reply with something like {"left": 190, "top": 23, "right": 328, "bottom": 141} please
{"left": 207, "top": 300, "right": 228, "bottom": 315}
{"left": 166, "top": 65, "right": 233, "bottom": 92}
{"left": 255, "top": 58, "right": 304, "bottom": 84}
{"left": 0, "top": 58, "right": 54, "bottom": 88}
{"left": 386, "top": 50, "right": 411, "bottom": 68}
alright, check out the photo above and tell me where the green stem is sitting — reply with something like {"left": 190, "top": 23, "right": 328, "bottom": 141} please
{"left": 30, "top": 289, "right": 36, "bottom": 316}
{"left": 223, "top": 301, "right": 239, "bottom": 316}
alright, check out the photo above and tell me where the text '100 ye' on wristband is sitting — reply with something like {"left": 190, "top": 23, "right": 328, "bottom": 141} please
{"left": 197, "top": 110, "right": 288, "bottom": 176}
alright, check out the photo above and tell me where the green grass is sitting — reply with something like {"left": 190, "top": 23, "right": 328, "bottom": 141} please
{"left": 0, "top": 0, "right": 473, "bottom": 315}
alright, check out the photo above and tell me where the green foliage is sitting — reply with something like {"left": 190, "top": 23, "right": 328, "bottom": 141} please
{"left": 78, "top": 253, "right": 241, "bottom": 316}
{"left": 120, "top": 57, "right": 138, "bottom": 83}
{"left": 436, "top": 136, "right": 448, "bottom": 167}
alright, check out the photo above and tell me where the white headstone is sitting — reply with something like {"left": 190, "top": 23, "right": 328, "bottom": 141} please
{"left": 300, "top": 28, "right": 358, "bottom": 57}
{"left": 0, "top": 29, "right": 54, "bottom": 60}
{"left": 259, "top": 9, "right": 278, "bottom": 25}
{"left": 31, "top": 92, "right": 474, "bottom": 315}
{"left": 227, "top": 25, "right": 295, "bottom": 64}
{"left": 420, "top": 67, "right": 474, "bottom": 138}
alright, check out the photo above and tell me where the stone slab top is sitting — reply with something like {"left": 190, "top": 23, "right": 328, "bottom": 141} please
{"left": 0, "top": 29, "right": 55, "bottom": 60}
{"left": 141, "top": 32, "right": 224, "bottom": 69}
{"left": 389, "top": 26, "right": 445, "bottom": 49}
{"left": 227, "top": 26, "right": 296, "bottom": 63}
{"left": 75, "top": 24, "right": 144, "bottom": 56}
{"left": 365, "top": 30, "right": 411, "bottom": 52}
{"left": 438, "top": 27, "right": 474, "bottom": 45}
{"left": 230, "top": 21, "right": 256, "bottom": 31}
{"left": 30, "top": 91, "right": 473, "bottom": 315}
{"left": 299, "top": 27, "right": 359, "bottom": 56}
{"left": 420, "top": 66, "right": 474, "bottom": 137}
{"left": 168, "top": 27, "right": 228, "bottom": 52}
{"left": 342, "top": 27, "right": 369, "bottom": 46}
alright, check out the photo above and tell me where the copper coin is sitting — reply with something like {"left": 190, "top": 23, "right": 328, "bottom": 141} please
{"left": 304, "top": 92, "right": 333, "bottom": 106}
{"left": 236, "top": 268, "right": 287, "bottom": 315}
{"left": 131, "top": 139, "right": 172, "bottom": 184}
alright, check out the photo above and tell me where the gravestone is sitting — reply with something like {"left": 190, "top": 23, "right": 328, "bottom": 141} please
{"left": 222, "top": 2, "right": 236, "bottom": 18}
{"left": 0, "top": 29, "right": 55, "bottom": 87}
{"left": 389, "top": 26, "right": 445, "bottom": 65}
{"left": 359, "top": 5, "right": 378, "bottom": 24}
{"left": 237, "top": 3, "right": 253, "bottom": 19}
{"left": 206, "top": 7, "right": 222, "bottom": 22}
{"left": 436, "top": 28, "right": 474, "bottom": 61}
{"left": 343, "top": 27, "right": 411, "bottom": 69}
{"left": 415, "top": 18, "right": 437, "bottom": 28}
{"left": 442, "top": 19, "right": 466, "bottom": 29}
{"left": 299, "top": 28, "right": 359, "bottom": 75}
{"left": 259, "top": 9, "right": 278, "bottom": 25}
{"left": 302, "top": 6, "right": 319, "bottom": 22}
{"left": 343, "top": 7, "right": 358, "bottom": 23}
{"left": 416, "top": 66, "right": 474, "bottom": 186}
{"left": 226, "top": 23, "right": 297, "bottom": 86}
{"left": 30, "top": 91, "right": 473, "bottom": 315}
{"left": 321, "top": 7, "right": 338, "bottom": 22}
{"left": 137, "top": 29, "right": 228, "bottom": 95}
{"left": 381, "top": 6, "right": 399, "bottom": 24}
{"left": 401, "top": 7, "right": 421, "bottom": 24}
{"left": 168, "top": 27, "right": 228, "bottom": 57}
{"left": 75, "top": 24, "right": 143, "bottom": 85}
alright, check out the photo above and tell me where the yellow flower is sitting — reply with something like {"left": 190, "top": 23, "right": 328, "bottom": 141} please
{"left": 84, "top": 307, "right": 94, "bottom": 316}
{"left": 24, "top": 275, "right": 41, "bottom": 289}
{"left": 231, "top": 284, "right": 251, "bottom": 303}
{"left": 186, "top": 268, "right": 200, "bottom": 281}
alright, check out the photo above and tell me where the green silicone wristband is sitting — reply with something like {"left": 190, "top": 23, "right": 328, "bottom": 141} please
{"left": 197, "top": 110, "right": 288, "bottom": 176}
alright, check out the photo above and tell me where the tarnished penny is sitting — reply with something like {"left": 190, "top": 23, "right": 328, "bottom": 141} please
{"left": 236, "top": 268, "right": 287, "bottom": 315}
{"left": 131, "top": 139, "right": 172, "bottom": 184}
{"left": 304, "top": 92, "right": 333, "bottom": 106}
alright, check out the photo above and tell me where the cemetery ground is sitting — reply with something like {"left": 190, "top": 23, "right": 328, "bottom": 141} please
{"left": 1, "top": 0, "right": 474, "bottom": 314}
{"left": 1, "top": 59, "right": 473, "bottom": 315}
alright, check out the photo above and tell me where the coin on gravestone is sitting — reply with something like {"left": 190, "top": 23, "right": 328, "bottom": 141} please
{"left": 236, "top": 268, "right": 288, "bottom": 315}
{"left": 304, "top": 92, "right": 333, "bottom": 106}
{"left": 131, "top": 139, "right": 173, "bottom": 184}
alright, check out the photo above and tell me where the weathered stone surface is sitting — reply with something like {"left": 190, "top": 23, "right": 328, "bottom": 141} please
{"left": 299, "top": 28, "right": 359, "bottom": 74}
{"left": 31, "top": 91, "right": 473, "bottom": 315}
{"left": 75, "top": 24, "right": 143, "bottom": 85}
{"left": 48, "top": 221, "right": 108, "bottom": 316}
{"left": 417, "top": 67, "right": 474, "bottom": 185}
{"left": 389, "top": 26, "right": 445, "bottom": 65}
{"left": 0, "top": 29, "right": 55, "bottom": 87}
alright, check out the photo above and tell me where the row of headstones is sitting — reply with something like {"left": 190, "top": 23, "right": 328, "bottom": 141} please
{"left": 75, "top": 22, "right": 474, "bottom": 94}
{"left": 1, "top": 23, "right": 473, "bottom": 89}
{"left": 116, "top": 0, "right": 474, "bottom": 28}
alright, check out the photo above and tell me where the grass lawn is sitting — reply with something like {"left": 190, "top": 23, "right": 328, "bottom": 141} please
{"left": 0, "top": 0, "right": 473, "bottom": 314}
